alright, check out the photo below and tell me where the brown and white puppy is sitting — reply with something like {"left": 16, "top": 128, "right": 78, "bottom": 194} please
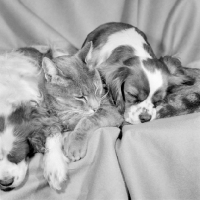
{"left": 82, "top": 22, "right": 193, "bottom": 124}
{"left": 0, "top": 50, "right": 46, "bottom": 191}
{"left": 0, "top": 48, "right": 68, "bottom": 191}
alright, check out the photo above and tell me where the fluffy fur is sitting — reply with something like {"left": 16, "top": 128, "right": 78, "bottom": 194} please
{"left": 82, "top": 22, "right": 192, "bottom": 124}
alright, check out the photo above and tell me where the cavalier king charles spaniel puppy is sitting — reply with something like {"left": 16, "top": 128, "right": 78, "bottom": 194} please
{"left": 82, "top": 22, "right": 193, "bottom": 124}
{"left": 0, "top": 48, "right": 68, "bottom": 191}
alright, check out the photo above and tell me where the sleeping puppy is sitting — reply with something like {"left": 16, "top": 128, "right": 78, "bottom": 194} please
{"left": 82, "top": 22, "right": 193, "bottom": 124}
{"left": 156, "top": 56, "right": 200, "bottom": 118}
{"left": 0, "top": 49, "right": 46, "bottom": 191}
{"left": 0, "top": 48, "right": 68, "bottom": 191}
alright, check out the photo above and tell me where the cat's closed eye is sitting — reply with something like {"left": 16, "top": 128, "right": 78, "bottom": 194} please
{"left": 74, "top": 95, "right": 87, "bottom": 102}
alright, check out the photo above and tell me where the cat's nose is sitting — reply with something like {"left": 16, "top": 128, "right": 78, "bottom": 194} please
{"left": 93, "top": 107, "right": 98, "bottom": 112}
{"left": 90, "top": 99, "right": 100, "bottom": 112}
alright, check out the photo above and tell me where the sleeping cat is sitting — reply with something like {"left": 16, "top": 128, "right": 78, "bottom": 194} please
{"left": 42, "top": 42, "right": 123, "bottom": 164}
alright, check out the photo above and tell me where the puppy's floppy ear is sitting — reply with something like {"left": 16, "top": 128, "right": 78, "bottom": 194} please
{"left": 77, "top": 41, "right": 93, "bottom": 64}
{"left": 160, "top": 56, "right": 195, "bottom": 87}
{"left": 108, "top": 66, "right": 130, "bottom": 113}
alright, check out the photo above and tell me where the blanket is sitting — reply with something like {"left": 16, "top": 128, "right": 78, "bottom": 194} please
{"left": 1, "top": 0, "right": 200, "bottom": 199}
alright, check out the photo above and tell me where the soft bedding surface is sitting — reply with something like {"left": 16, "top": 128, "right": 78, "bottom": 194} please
{"left": 1, "top": 0, "right": 200, "bottom": 199}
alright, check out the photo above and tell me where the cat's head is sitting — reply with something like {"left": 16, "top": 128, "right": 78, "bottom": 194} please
{"left": 41, "top": 42, "right": 103, "bottom": 119}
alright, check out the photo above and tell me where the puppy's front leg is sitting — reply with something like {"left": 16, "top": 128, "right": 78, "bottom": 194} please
{"left": 43, "top": 129, "right": 69, "bottom": 190}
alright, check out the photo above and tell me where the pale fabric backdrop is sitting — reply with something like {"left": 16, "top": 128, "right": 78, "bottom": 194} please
{"left": 1, "top": 0, "right": 200, "bottom": 199}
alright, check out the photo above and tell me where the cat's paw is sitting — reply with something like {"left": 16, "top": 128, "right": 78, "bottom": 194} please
{"left": 64, "top": 132, "right": 88, "bottom": 161}
{"left": 43, "top": 150, "right": 69, "bottom": 190}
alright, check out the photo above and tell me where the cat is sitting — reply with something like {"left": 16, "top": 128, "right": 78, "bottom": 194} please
{"left": 41, "top": 42, "right": 123, "bottom": 163}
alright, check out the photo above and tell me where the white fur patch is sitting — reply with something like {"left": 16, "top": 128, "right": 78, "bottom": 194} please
{"left": 0, "top": 52, "right": 42, "bottom": 116}
{"left": 0, "top": 125, "right": 15, "bottom": 153}
{"left": 142, "top": 65, "right": 164, "bottom": 97}
{"left": 11, "top": 159, "right": 28, "bottom": 187}
{"left": 43, "top": 134, "right": 69, "bottom": 190}
{"left": 93, "top": 28, "right": 151, "bottom": 66}
{"left": 0, "top": 125, "right": 28, "bottom": 189}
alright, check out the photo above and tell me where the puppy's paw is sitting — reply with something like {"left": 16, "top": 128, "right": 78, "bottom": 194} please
{"left": 64, "top": 132, "right": 88, "bottom": 161}
{"left": 43, "top": 151, "right": 69, "bottom": 190}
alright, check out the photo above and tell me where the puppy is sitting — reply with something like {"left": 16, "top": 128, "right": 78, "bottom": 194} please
{"left": 0, "top": 48, "right": 68, "bottom": 191}
{"left": 0, "top": 49, "right": 46, "bottom": 191}
{"left": 156, "top": 56, "right": 200, "bottom": 118}
{"left": 82, "top": 22, "right": 193, "bottom": 124}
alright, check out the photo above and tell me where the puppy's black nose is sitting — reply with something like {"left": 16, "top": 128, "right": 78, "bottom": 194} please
{"left": 139, "top": 114, "right": 151, "bottom": 123}
{"left": 0, "top": 177, "right": 14, "bottom": 187}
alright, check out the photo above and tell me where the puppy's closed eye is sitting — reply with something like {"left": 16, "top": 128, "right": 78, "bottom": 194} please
{"left": 126, "top": 92, "right": 141, "bottom": 104}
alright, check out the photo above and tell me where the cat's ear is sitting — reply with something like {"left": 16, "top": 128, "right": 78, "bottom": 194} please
{"left": 77, "top": 41, "right": 93, "bottom": 64}
{"left": 42, "top": 57, "right": 58, "bottom": 81}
